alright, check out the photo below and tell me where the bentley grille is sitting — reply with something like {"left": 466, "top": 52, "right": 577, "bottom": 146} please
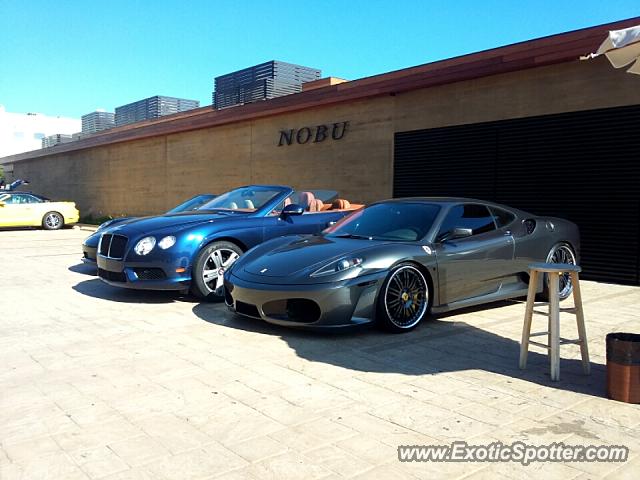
{"left": 99, "top": 234, "right": 128, "bottom": 259}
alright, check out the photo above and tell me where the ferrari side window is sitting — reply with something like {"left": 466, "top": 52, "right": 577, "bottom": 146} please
{"left": 439, "top": 204, "right": 496, "bottom": 237}
{"left": 489, "top": 207, "right": 516, "bottom": 228}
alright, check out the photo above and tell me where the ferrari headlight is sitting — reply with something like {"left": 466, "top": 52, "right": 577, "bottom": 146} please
{"left": 158, "top": 236, "right": 176, "bottom": 250}
{"left": 311, "top": 257, "right": 363, "bottom": 277}
{"left": 134, "top": 236, "right": 156, "bottom": 255}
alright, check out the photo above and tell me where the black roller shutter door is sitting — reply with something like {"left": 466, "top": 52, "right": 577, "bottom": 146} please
{"left": 394, "top": 104, "right": 640, "bottom": 285}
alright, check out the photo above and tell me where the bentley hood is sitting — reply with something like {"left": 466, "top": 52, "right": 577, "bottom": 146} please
{"left": 107, "top": 211, "right": 247, "bottom": 235}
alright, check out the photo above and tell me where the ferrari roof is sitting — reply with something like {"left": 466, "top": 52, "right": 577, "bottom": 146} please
{"left": 381, "top": 197, "right": 495, "bottom": 205}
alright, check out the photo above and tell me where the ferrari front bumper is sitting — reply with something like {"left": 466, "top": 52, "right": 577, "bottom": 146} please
{"left": 224, "top": 270, "right": 388, "bottom": 329}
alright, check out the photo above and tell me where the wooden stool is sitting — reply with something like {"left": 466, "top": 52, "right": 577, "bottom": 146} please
{"left": 519, "top": 262, "right": 590, "bottom": 381}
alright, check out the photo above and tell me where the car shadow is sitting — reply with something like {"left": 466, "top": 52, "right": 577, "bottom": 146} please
{"left": 68, "top": 263, "right": 97, "bottom": 276}
{"left": 73, "top": 278, "right": 198, "bottom": 304}
{"left": 0, "top": 226, "right": 75, "bottom": 232}
{"left": 0, "top": 226, "right": 36, "bottom": 232}
{"left": 192, "top": 301, "right": 607, "bottom": 398}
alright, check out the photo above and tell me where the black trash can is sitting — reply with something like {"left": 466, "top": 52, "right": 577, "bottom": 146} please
{"left": 606, "top": 332, "right": 640, "bottom": 403}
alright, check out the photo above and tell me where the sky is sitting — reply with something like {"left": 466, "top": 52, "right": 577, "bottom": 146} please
{"left": 0, "top": 0, "right": 638, "bottom": 119}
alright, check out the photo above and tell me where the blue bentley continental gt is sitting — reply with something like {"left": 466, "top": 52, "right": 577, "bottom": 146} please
{"left": 96, "top": 185, "right": 363, "bottom": 300}
{"left": 82, "top": 194, "right": 217, "bottom": 265}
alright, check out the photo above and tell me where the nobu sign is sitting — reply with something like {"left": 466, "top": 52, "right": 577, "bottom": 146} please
{"left": 278, "top": 121, "right": 349, "bottom": 146}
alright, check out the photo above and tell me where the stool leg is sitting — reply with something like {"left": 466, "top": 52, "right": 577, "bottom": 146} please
{"left": 571, "top": 271, "right": 590, "bottom": 375}
{"left": 549, "top": 273, "right": 560, "bottom": 381}
{"left": 520, "top": 270, "right": 538, "bottom": 369}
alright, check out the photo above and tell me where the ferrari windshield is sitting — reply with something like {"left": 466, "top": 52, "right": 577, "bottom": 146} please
{"left": 325, "top": 202, "right": 441, "bottom": 241}
{"left": 198, "top": 186, "right": 285, "bottom": 213}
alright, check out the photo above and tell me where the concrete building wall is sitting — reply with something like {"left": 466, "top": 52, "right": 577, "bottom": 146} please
{"left": 393, "top": 58, "right": 640, "bottom": 132}
{"left": 6, "top": 57, "right": 640, "bottom": 218}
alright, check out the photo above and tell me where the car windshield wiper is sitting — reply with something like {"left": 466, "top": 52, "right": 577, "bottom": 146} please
{"left": 332, "top": 233, "right": 373, "bottom": 240}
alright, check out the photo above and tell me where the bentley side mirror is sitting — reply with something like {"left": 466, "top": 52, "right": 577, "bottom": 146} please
{"left": 281, "top": 203, "right": 304, "bottom": 217}
{"left": 439, "top": 227, "right": 473, "bottom": 242}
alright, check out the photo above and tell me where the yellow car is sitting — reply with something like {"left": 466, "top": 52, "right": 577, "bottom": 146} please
{"left": 0, "top": 192, "right": 79, "bottom": 230}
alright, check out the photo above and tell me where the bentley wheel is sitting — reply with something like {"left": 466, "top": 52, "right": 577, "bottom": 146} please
{"left": 540, "top": 243, "right": 577, "bottom": 301}
{"left": 378, "top": 264, "right": 430, "bottom": 333}
{"left": 191, "top": 241, "right": 243, "bottom": 301}
{"left": 42, "top": 211, "right": 63, "bottom": 230}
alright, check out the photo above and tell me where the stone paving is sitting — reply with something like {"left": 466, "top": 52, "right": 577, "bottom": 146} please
{"left": 0, "top": 228, "right": 639, "bottom": 479}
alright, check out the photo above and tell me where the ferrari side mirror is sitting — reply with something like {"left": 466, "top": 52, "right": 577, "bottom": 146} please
{"left": 438, "top": 227, "right": 473, "bottom": 242}
{"left": 451, "top": 227, "right": 473, "bottom": 239}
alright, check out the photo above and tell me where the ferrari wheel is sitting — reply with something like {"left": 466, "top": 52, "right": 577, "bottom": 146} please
{"left": 540, "top": 243, "right": 577, "bottom": 301}
{"left": 378, "top": 264, "right": 430, "bottom": 333}
{"left": 42, "top": 211, "right": 63, "bottom": 230}
{"left": 191, "top": 241, "right": 242, "bottom": 301}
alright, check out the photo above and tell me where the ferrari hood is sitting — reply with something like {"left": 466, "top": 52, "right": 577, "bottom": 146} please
{"left": 243, "top": 235, "right": 378, "bottom": 277}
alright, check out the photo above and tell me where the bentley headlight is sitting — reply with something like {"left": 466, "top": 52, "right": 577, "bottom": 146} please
{"left": 134, "top": 236, "right": 156, "bottom": 255}
{"left": 311, "top": 257, "right": 363, "bottom": 277}
{"left": 158, "top": 236, "right": 176, "bottom": 250}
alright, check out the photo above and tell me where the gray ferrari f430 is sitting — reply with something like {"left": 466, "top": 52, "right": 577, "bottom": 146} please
{"left": 224, "top": 198, "right": 579, "bottom": 333}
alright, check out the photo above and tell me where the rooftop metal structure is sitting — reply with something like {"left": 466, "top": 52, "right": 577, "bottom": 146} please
{"left": 213, "top": 61, "right": 321, "bottom": 109}
{"left": 115, "top": 96, "right": 200, "bottom": 127}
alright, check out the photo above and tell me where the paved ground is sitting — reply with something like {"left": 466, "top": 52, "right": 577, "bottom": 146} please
{"left": 1, "top": 228, "right": 639, "bottom": 480}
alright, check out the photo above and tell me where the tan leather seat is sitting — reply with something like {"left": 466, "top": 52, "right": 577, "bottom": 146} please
{"left": 331, "top": 199, "right": 351, "bottom": 210}
{"left": 299, "top": 192, "right": 315, "bottom": 211}
{"left": 310, "top": 198, "right": 324, "bottom": 212}
{"left": 243, "top": 199, "right": 255, "bottom": 209}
